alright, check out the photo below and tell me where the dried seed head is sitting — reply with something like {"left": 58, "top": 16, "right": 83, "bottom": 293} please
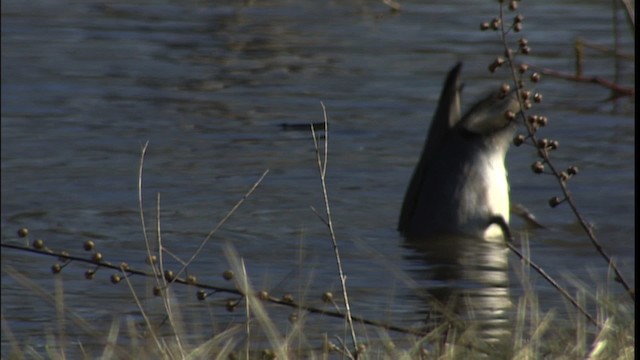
{"left": 120, "top": 262, "right": 130, "bottom": 271}
{"left": 521, "top": 90, "right": 531, "bottom": 101}
{"left": 83, "top": 240, "right": 95, "bottom": 251}
{"left": 513, "top": 134, "right": 526, "bottom": 146}
{"left": 537, "top": 138, "right": 549, "bottom": 149}
{"left": 197, "top": 289, "right": 206, "bottom": 300}
{"left": 567, "top": 166, "right": 579, "bottom": 176}
{"left": 357, "top": 344, "right": 367, "bottom": 354}
{"left": 530, "top": 72, "right": 541, "bottom": 82}
{"left": 533, "top": 93, "right": 543, "bottom": 103}
{"left": 85, "top": 269, "right": 95, "bottom": 280}
{"left": 322, "top": 291, "right": 334, "bottom": 303}
{"left": 91, "top": 252, "right": 103, "bottom": 263}
{"left": 549, "top": 196, "right": 562, "bottom": 208}
{"left": 480, "top": 21, "right": 491, "bottom": 31}
{"left": 549, "top": 140, "right": 559, "bottom": 150}
{"left": 523, "top": 100, "right": 532, "bottom": 110}
{"left": 518, "top": 63, "right": 529, "bottom": 74}
{"left": 509, "top": 0, "right": 518, "bottom": 10}
{"left": 32, "top": 239, "right": 45, "bottom": 250}
{"left": 527, "top": 115, "right": 538, "bottom": 124}
{"left": 518, "top": 38, "right": 528, "bottom": 47}
{"left": 52, "top": 263, "right": 62, "bottom": 274}
{"left": 282, "top": 293, "right": 295, "bottom": 303}
{"left": 258, "top": 290, "right": 269, "bottom": 300}
{"left": 532, "top": 161, "right": 545, "bottom": 174}
{"left": 110, "top": 273, "right": 122, "bottom": 284}
{"left": 164, "top": 269, "right": 174, "bottom": 282}
{"left": 17, "top": 228, "right": 29, "bottom": 238}
{"left": 187, "top": 274, "right": 197, "bottom": 285}
{"left": 514, "top": 14, "right": 524, "bottom": 23}
{"left": 520, "top": 45, "right": 530, "bottom": 54}
{"left": 153, "top": 286, "right": 162, "bottom": 297}
{"left": 222, "top": 270, "right": 234, "bottom": 281}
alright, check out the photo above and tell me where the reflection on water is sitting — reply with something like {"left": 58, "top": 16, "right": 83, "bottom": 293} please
{"left": 404, "top": 234, "right": 511, "bottom": 346}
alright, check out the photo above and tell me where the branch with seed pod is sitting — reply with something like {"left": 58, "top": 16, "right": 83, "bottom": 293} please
{"left": 480, "top": 0, "right": 634, "bottom": 302}
{"left": 1, "top": 233, "right": 432, "bottom": 338}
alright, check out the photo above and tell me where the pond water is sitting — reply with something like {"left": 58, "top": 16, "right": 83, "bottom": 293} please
{"left": 1, "top": 0, "right": 634, "bottom": 356}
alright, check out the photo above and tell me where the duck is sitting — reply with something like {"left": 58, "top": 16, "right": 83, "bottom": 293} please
{"left": 398, "top": 62, "right": 520, "bottom": 240}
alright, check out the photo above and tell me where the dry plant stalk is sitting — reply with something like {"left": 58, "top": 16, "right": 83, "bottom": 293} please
{"left": 310, "top": 102, "right": 359, "bottom": 357}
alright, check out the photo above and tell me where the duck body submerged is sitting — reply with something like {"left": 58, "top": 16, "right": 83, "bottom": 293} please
{"left": 398, "top": 63, "right": 520, "bottom": 240}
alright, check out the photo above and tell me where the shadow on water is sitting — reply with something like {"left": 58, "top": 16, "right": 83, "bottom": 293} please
{"left": 403, "top": 233, "right": 511, "bottom": 347}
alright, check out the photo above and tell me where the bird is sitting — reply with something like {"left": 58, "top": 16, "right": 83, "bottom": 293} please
{"left": 398, "top": 62, "right": 520, "bottom": 240}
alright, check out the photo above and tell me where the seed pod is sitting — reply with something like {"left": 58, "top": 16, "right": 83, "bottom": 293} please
{"left": 153, "top": 286, "right": 162, "bottom": 297}
{"left": 537, "top": 116, "right": 548, "bottom": 127}
{"left": 91, "top": 252, "right": 103, "bottom": 263}
{"left": 530, "top": 72, "right": 541, "bottom": 82}
{"left": 282, "top": 294, "right": 294, "bottom": 303}
{"left": 197, "top": 289, "right": 206, "bottom": 301}
{"left": 514, "top": 22, "right": 523, "bottom": 32}
{"left": 537, "top": 138, "right": 549, "bottom": 149}
{"left": 187, "top": 275, "right": 197, "bottom": 285}
{"left": 513, "top": 134, "right": 525, "bottom": 146}
{"left": 17, "top": 228, "right": 29, "bottom": 238}
{"left": 322, "top": 292, "right": 334, "bottom": 303}
{"left": 32, "top": 239, "right": 45, "bottom": 250}
{"left": 549, "top": 196, "right": 562, "bottom": 208}
{"left": 533, "top": 93, "right": 543, "bottom": 103}
{"left": 83, "top": 240, "right": 95, "bottom": 251}
{"left": 500, "top": 83, "right": 511, "bottom": 96}
{"left": 146, "top": 255, "right": 157, "bottom": 265}
{"left": 567, "top": 166, "right": 579, "bottom": 176}
{"left": 480, "top": 21, "right": 491, "bottom": 31}
{"left": 504, "top": 110, "right": 516, "bottom": 121}
{"left": 85, "top": 270, "right": 95, "bottom": 280}
{"left": 226, "top": 300, "right": 236, "bottom": 312}
{"left": 518, "top": 63, "right": 529, "bottom": 74}
{"left": 258, "top": 290, "right": 269, "bottom": 301}
{"left": 110, "top": 273, "right": 122, "bottom": 284}
{"left": 532, "top": 161, "right": 545, "bottom": 174}
{"left": 222, "top": 270, "right": 234, "bottom": 281}
{"left": 491, "top": 18, "right": 501, "bottom": 30}
{"left": 164, "top": 269, "right": 174, "bottom": 282}
{"left": 51, "top": 263, "right": 62, "bottom": 274}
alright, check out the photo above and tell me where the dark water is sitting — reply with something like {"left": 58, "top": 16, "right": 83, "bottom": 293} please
{"left": 1, "top": 0, "right": 634, "bottom": 356}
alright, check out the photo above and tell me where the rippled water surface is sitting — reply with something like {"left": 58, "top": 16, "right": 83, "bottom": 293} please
{"left": 1, "top": 0, "right": 634, "bottom": 356}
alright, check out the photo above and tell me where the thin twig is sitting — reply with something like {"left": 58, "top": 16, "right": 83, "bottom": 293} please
{"left": 311, "top": 102, "right": 359, "bottom": 354}
{"left": 172, "top": 169, "right": 270, "bottom": 282}
{"left": 488, "top": 216, "right": 600, "bottom": 329}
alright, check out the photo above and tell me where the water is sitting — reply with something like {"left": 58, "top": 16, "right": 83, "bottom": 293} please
{"left": 1, "top": 0, "right": 634, "bottom": 356}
